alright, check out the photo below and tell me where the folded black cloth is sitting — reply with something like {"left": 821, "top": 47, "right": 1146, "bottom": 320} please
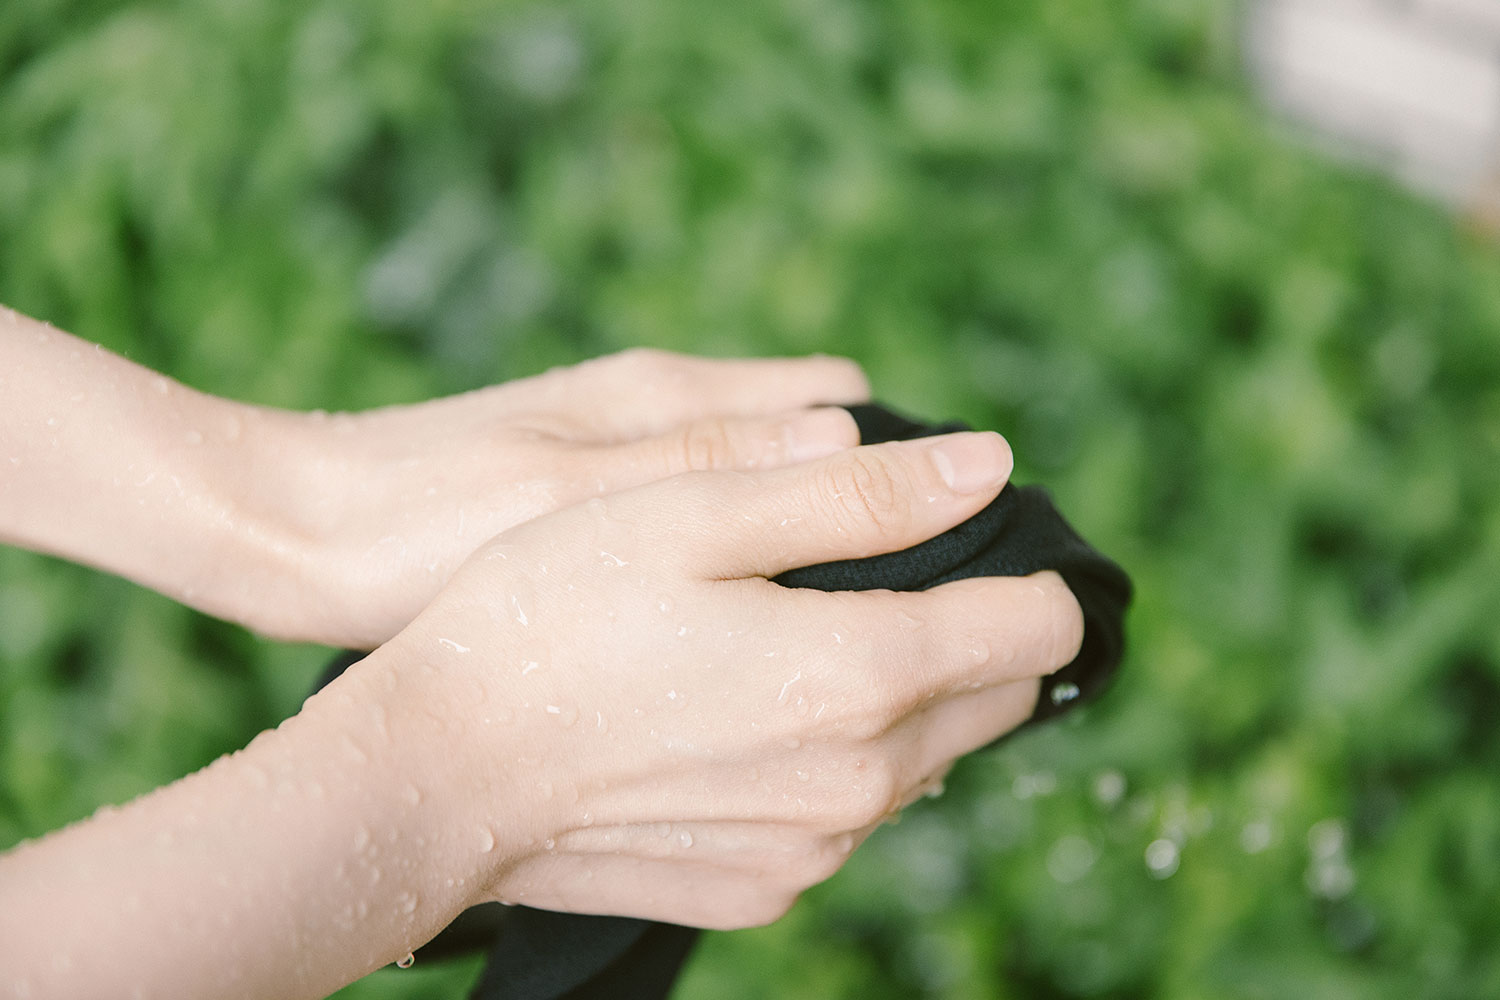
{"left": 312, "top": 403, "right": 1132, "bottom": 999}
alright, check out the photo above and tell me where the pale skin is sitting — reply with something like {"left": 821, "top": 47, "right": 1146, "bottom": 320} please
{"left": 0, "top": 307, "right": 1084, "bottom": 999}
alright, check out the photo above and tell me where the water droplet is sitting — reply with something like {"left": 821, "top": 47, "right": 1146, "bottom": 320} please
{"left": 511, "top": 594, "right": 530, "bottom": 626}
{"left": 477, "top": 827, "right": 496, "bottom": 853}
{"left": 521, "top": 659, "right": 542, "bottom": 675}
{"left": 782, "top": 737, "right": 802, "bottom": 749}
{"left": 676, "top": 830, "right": 693, "bottom": 848}
{"left": 397, "top": 891, "right": 418, "bottom": 914}
{"left": 438, "top": 637, "right": 470, "bottom": 654}
{"left": 657, "top": 596, "right": 674, "bottom": 614}
{"left": 244, "top": 765, "right": 269, "bottom": 790}
{"left": 1145, "top": 838, "right": 1180, "bottom": 879}
{"left": 794, "top": 696, "right": 809, "bottom": 717}
{"left": 654, "top": 822, "right": 672, "bottom": 839}
{"left": 545, "top": 703, "right": 579, "bottom": 726}
{"left": 401, "top": 784, "right": 422, "bottom": 807}
{"left": 777, "top": 671, "right": 803, "bottom": 703}
{"left": 183, "top": 429, "right": 204, "bottom": 446}
{"left": 967, "top": 639, "right": 990, "bottom": 664}
{"left": 598, "top": 550, "right": 628, "bottom": 567}
{"left": 895, "top": 611, "right": 923, "bottom": 631}
{"left": 396, "top": 952, "right": 415, "bottom": 969}
{"left": 795, "top": 770, "right": 810, "bottom": 782}
{"left": 543, "top": 838, "right": 556, "bottom": 850}
{"left": 353, "top": 826, "right": 371, "bottom": 851}
{"left": 1050, "top": 682, "right": 1081, "bottom": 706}
{"left": 537, "top": 780, "right": 554, "bottom": 800}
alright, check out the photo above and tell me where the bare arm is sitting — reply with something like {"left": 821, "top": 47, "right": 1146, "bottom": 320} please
{"left": 0, "top": 306, "right": 868, "bottom": 646}
{"left": 0, "top": 432, "right": 1082, "bottom": 1000}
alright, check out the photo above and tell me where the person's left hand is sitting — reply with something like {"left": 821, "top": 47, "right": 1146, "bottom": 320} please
{"left": 259, "top": 349, "right": 867, "bottom": 647}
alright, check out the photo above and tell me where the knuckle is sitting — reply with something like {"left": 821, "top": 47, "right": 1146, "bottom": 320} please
{"left": 614, "top": 346, "right": 674, "bottom": 372}
{"left": 818, "top": 451, "right": 911, "bottom": 538}
{"left": 679, "top": 420, "right": 738, "bottom": 471}
{"left": 840, "top": 677, "right": 904, "bottom": 741}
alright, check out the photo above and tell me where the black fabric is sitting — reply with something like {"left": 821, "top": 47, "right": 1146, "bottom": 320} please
{"left": 311, "top": 403, "right": 1132, "bottom": 999}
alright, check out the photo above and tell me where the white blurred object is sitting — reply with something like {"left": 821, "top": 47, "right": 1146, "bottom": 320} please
{"left": 1248, "top": 0, "right": 1500, "bottom": 217}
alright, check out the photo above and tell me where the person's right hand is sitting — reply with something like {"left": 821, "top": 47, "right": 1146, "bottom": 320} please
{"left": 340, "top": 428, "right": 1084, "bottom": 939}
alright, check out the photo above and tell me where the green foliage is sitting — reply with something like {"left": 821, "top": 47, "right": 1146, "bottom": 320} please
{"left": 5, "top": 0, "right": 1500, "bottom": 996}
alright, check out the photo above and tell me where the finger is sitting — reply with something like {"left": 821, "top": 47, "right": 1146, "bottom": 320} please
{"left": 856, "top": 571, "right": 1086, "bottom": 690}
{"left": 504, "top": 349, "right": 871, "bottom": 439}
{"left": 907, "top": 679, "right": 1041, "bottom": 779}
{"left": 667, "top": 431, "right": 1013, "bottom": 580}
{"left": 583, "top": 408, "right": 860, "bottom": 488}
{"left": 493, "top": 851, "right": 801, "bottom": 930}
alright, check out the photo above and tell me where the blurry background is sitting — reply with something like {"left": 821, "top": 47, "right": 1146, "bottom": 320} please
{"left": 3, "top": 0, "right": 1500, "bottom": 997}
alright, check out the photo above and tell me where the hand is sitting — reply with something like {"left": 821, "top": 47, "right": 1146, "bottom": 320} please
{"left": 0, "top": 308, "right": 869, "bottom": 649}
{"left": 269, "top": 348, "right": 868, "bottom": 647}
{"left": 0, "top": 428, "right": 1082, "bottom": 1000}
{"left": 358, "top": 428, "right": 1084, "bottom": 930}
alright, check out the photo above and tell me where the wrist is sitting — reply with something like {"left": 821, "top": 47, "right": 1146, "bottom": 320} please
{"left": 330, "top": 631, "right": 564, "bottom": 908}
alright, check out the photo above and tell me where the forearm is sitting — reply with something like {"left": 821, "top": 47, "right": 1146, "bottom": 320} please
{"left": 0, "top": 308, "right": 317, "bottom": 634}
{"left": 0, "top": 646, "right": 520, "bottom": 1000}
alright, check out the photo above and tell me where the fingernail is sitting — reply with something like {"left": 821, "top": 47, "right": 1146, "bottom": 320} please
{"left": 926, "top": 432, "right": 1012, "bottom": 494}
{"left": 786, "top": 407, "right": 858, "bottom": 463}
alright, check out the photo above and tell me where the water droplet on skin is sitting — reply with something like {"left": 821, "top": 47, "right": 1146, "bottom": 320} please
{"left": 676, "top": 830, "right": 693, "bottom": 848}
{"left": 795, "top": 770, "right": 810, "bottom": 782}
{"left": 353, "top": 826, "right": 371, "bottom": 851}
{"left": 1050, "top": 682, "right": 1081, "bottom": 706}
{"left": 401, "top": 784, "right": 422, "bottom": 807}
{"left": 538, "top": 780, "right": 555, "bottom": 800}
{"left": 477, "top": 827, "right": 496, "bottom": 853}
{"left": 777, "top": 671, "right": 803, "bottom": 703}
{"left": 595, "top": 710, "right": 608, "bottom": 732}
{"left": 511, "top": 594, "right": 530, "bottom": 626}
{"left": 544, "top": 838, "right": 556, "bottom": 850}
{"left": 397, "top": 892, "right": 418, "bottom": 914}
{"left": 151, "top": 376, "right": 170, "bottom": 395}
{"left": 438, "top": 638, "right": 470, "bottom": 654}
{"left": 396, "top": 952, "right": 415, "bottom": 969}
{"left": 521, "top": 659, "right": 542, "bottom": 675}
{"left": 599, "top": 550, "right": 628, "bottom": 567}
{"left": 245, "top": 765, "right": 269, "bottom": 790}
{"left": 783, "top": 737, "right": 802, "bottom": 749}
{"left": 832, "top": 631, "right": 845, "bottom": 644}
{"left": 794, "top": 697, "right": 809, "bottom": 717}
{"left": 895, "top": 611, "right": 923, "bottom": 631}
{"left": 654, "top": 822, "right": 672, "bottom": 839}
{"left": 183, "top": 429, "right": 204, "bottom": 446}
{"left": 545, "top": 703, "right": 579, "bottom": 726}
{"left": 967, "top": 640, "right": 990, "bottom": 664}
{"left": 657, "top": 596, "right": 674, "bottom": 614}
